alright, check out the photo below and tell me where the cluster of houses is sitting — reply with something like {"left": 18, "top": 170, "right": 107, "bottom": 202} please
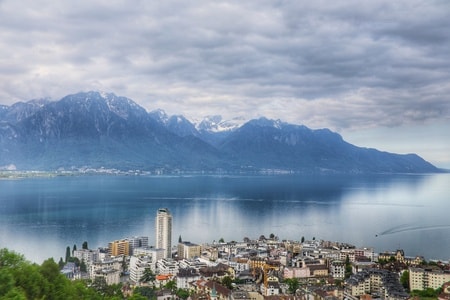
{"left": 61, "top": 236, "right": 450, "bottom": 300}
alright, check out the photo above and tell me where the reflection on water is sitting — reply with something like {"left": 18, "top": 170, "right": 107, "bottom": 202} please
{"left": 0, "top": 173, "right": 449, "bottom": 263}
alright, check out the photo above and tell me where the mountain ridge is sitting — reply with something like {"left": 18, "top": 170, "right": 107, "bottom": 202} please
{"left": 0, "top": 91, "right": 440, "bottom": 173}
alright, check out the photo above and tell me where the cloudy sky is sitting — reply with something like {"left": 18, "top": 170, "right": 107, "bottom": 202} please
{"left": 0, "top": 0, "right": 449, "bottom": 167}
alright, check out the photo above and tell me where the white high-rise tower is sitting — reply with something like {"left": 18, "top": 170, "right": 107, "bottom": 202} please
{"left": 155, "top": 208, "right": 172, "bottom": 258}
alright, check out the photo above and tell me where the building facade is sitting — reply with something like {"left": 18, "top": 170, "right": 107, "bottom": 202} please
{"left": 330, "top": 260, "right": 346, "bottom": 279}
{"left": 345, "top": 268, "right": 408, "bottom": 299}
{"left": 410, "top": 267, "right": 450, "bottom": 291}
{"left": 73, "top": 248, "right": 99, "bottom": 268}
{"left": 156, "top": 208, "right": 172, "bottom": 259}
{"left": 108, "top": 239, "right": 130, "bottom": 257}
{"left": 127, "top": 236, "right": 149, "bottom": 255}
{"left": 129, "top": 255, "right": 153, "bottom": 284}
{"left": 178, "top": 241, "right": 201, "bottom": 259}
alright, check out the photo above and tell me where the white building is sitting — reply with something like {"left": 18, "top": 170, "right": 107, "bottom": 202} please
{"left": 261, "top": 275, "right": 280, "bottom": 296}
{"left": 156, "top": 208, "right": 172, "bottom": 259}
{"left": 177, "top": 268, "right": 201, "bottom": 289}
{"left": 92, "top": 268, "right": 121, "bottom": 285}
{"left": 130, "top": 255, "right": 154, "bottom": 284}
{"left": 330, "top": 260, "right": 345, "bottom": 279}
{"left": 133, "top": 247, "right": 165, "bottom": 268}
{"left": 89, "top": 259, "right": 122, "bottom": 280}
{"left": 73, "top": 248, "right": 99, "bottom": 268}
{"left": 156, "top": 258, "right": 179, "bottom": 275}
{"left": 178, "top": 258, "right": 207, "bottom": 270}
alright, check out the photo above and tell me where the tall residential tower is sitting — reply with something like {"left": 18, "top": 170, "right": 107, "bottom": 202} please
{"left": 155, "top": 208, "right": 172, "bottom": 258}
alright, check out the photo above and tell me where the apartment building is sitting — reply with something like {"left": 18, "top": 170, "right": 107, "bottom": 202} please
{"left": 90, "top": 258, "right": 122, "bottom": 285}
{"left": 156, "top": 208, "right": 172, "bottom": 259}
{"left": 178, "top": 258, "right": 207, "bottom": 270}
{"left": 410, "top": 267, "right": 450, "bottom": 291}
{"left": 178, "top": 241, "right": 201, "bottom": 259}
{"left": 108, "top": 239, "right": 130, "bottom": 256}
{"left": 345, "top": 268, "right": 408, "bottom": 299}
{"left": 92, "top": 268, "right": 121, "bottom": 285}
{"left": 177, "top": 268, "right": 201, "bottom": 289}
{"left": 283, "top": 266, "right": 310, "bottom": 279}
{"left": 330, "top": 260, "right": 346, "bottom": 279}
{"left": 73, "top": 248, "right": 99, "bottom": 267}
{"left": 129, "top": 255, "right": 154, "bottom": 284}
{"left": 156, "top": 258, "right": 179, "bottom": 275}
{"left": 127, "top": 236, "right": 149, "bottom": 255}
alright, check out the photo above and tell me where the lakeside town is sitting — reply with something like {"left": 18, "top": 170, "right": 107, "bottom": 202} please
{"left": 52, "top": 208, "right": 450, "bottom": 300}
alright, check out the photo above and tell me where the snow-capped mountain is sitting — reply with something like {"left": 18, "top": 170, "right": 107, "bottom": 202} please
{"left": 194, "top": 115, "right": 247, "bottom": 133}
{"left": 0, "top": 91, "right": 441, "bottom": 173}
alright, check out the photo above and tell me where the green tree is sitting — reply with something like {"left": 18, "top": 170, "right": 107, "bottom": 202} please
{"left": 179, "top": 235, "right": 182, "bottom": 243}
{"left": 67, "top": 256, "right": 80, "bottom": 266}
{"left": 0, "top": 268, "right": 15, "bottom": 297}
{"left": 164, "top": 280, "right": 177, "bottom": 292}
{"left": 41, "top": 257, "right": 70, "bottom": 297}
{"left": 140, "top": 268, "right": 156, "bottom": 285}
{"left": 58, "top": 257, "right": 65, "bottom": 269}
{"left": 285, "top": 278, "right": 299, "bottom": 294}
{"left": 72, "top": 244, "right": 77, "bottom": 255}
{"left": 345, "top": 255, "right": 352, "bottom": 278}
{"left": 0, "top": 247, "right": 107, "bottom": 300}
{"left": 91, "top": 277, "right": 123, "bottom": 297}
{"left": 133, "top": 286, "right": 156, "bottom": 299}
{"left": 301, "top": 236, "right": 305, "bottom": 243}
{"left": 411, "top": 287, "right": 440, "bottom": 298}
{"left": 128, "top": 293, "right": 148, "bottom": 300}
{"left": 221, "top": 276, "right": 233, "bottom": 289}
{"left": 176, "top": 288, "right": 190, "bottom": 299}
{"left": 80, "top": 259, "right": 87, "bottom": 272}
{"left": 122, "top": 255, "right": 127, "bottom": 273}
{"left": 15, "top": 263, "right": 47, "bottom": 298}
{"left": 65, "top": 246, "right": 71, "bottom": 263}
{"left": 82, "top": 241, "right": 88, "bottom": 250}
{"left": 0, "top": 248, "right": 25, "bottom": 268}
{"left": 218, "top": 237, "right": 225, "bottom": 243}
{"left": 3, "top": 287, "right": 27, "bottom": 300}
{"left": 400, "top": 270, "right": 409, "bottom": 290}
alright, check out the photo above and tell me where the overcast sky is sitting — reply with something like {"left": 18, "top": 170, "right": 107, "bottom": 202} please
{"left": 0, "top": 0, "right": 449, "bottom": 167}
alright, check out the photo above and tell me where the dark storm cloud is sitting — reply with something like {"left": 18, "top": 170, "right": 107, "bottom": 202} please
{"left": 0, "top": 0, "right": 449, "bottom": 131}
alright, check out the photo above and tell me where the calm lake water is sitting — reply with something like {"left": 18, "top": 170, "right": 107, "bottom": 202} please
{"left": 0, "top": 173, "right": 449, "bottom": 263}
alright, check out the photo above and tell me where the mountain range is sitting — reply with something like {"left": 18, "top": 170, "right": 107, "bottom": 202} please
{"left": 0, "top": 91, "right": 440, "bottom": 173}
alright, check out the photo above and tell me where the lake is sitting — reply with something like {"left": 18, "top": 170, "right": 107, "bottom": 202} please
{"left": 0, "top": 173, "right": 449, "bottom": 263}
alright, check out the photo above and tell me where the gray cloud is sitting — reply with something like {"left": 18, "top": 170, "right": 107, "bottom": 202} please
{"left": 0, "top": 0, "right": 449, "bottom": 133}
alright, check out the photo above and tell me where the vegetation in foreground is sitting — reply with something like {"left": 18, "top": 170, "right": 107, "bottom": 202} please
{"left": 0, "top": 248, "right": 117, "bottom": 299}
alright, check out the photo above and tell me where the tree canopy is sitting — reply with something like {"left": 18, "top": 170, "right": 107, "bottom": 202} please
{"left": 0, "top": 248, "right": 115, "bottom": 299}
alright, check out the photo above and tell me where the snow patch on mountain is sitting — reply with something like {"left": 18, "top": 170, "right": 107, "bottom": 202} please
{"left": 149, "top": 109, "right": 169, "bottom": 125}
{"left": 194, "top": 115, "right": 247, "bottom": 133}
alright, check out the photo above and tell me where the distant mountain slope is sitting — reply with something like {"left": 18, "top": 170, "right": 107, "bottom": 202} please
{"left": 0, "top": 91, "right": 440, "bottom": 173}
{"left": 0, "top": 92, "right": 224, "bottom": 170}
{"left": 217, "top": 118, "right": 438, "bottom": 173}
